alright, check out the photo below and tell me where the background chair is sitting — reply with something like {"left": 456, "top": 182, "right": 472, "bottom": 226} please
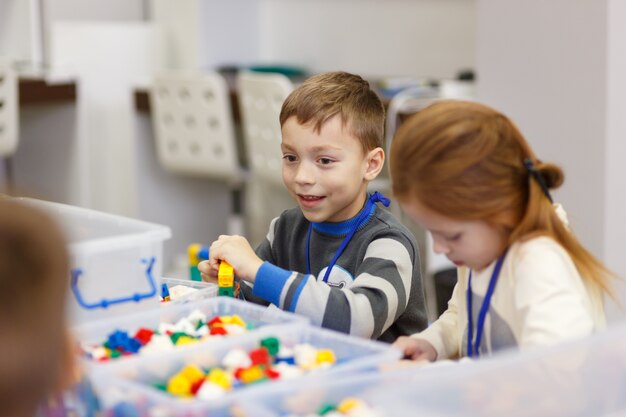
{"left": 150, "top": 71, "right": 242, "bottom": 185}
{"left": 237, "top": 71, "right": 296, "bottom": 246}
{"left": 384, "top": 83, "right": 476, "bottom": 321}
{"left": 382, "top": 85, "right": 442, "bottom": 320}
{"left": 0, "top": 62, "right": 19, "bottom": 191}
{"left": 150, "top": 71, "right": 246, "bottom": 273}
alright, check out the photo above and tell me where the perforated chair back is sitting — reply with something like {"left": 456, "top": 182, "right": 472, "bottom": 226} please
{"left": 0, "top": 63, "right": 19, "bottom": 157}
{"left": 384, "top": 86, "right": 440, "bottom": 157}
{"left": 150, "top": 72, "right": 241, "bottom": 184}
{"left": 237, "top": 71, "right": 293, "bottom": 187}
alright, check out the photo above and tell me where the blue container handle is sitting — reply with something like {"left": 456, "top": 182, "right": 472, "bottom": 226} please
{"left": 71, "top": 257, "right": 157, "bottom": 310}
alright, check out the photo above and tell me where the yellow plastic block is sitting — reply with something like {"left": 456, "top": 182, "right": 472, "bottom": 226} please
{"left": 207, "top": 368, "right": 233, "bottom": 390}
{"left": 239, "top": 365, "right": 265, "bottom": 384}
{"left": 337, "top": 398, "right": 363, "bottom": 414}
{"left": 175, "top": 336, "right": 197, "bottom": 346}
{"left": 315, "top": 349, "right": 336, "bottom": 365}
{"left": 179, "top": 365, "right": 205, "bottom": 383}
{"left": 188, "top": 243, "right": 202, "bottom": 264}
{"left": 167, "top": 374, "right": 192, "bottom": 397}
{"left": 218, "top": 261, "right": 234, "bottom": 287}
{"left": 229, "top": 314, "right": 245, "bottom": 327}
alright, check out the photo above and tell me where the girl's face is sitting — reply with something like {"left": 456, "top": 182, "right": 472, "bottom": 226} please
{"left": 401, "top": 197, "right": 506, "bottom": 271}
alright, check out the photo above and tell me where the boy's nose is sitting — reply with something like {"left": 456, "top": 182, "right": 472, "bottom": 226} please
{"left": 294, "top": 162, "right": 315, "bottom": 184}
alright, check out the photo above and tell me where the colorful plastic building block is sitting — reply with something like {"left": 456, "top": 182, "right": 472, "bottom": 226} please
{"left": 218, "top": 287, "right": 234, "bottom": 297}
{"left": 188, "top": 243, "right": 209, "bottom": 281}
{"left": 260, "top": 337, "right": 280, "bottom": 356}
{"left": 160, "top": 282, "right": 170, "bottom": 302}
{"left": 316, "top": 349, "right": 336, "bottom": 365}
{"left": 218, "top": 261, "right": 235, "bottom": 297}
{"left": 238, "top": 365, "right": 266, "bottom": 384}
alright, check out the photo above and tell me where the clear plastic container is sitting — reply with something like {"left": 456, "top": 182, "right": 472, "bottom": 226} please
{"left": 18, "top": 197, "right": 171, "bottom": 324}
{"left": 73, "top": 296, "right": 310, "bottom": 367}
{"left": 91, "top": 325, "right": 402, "bottom": 415}
{"left": 361, "top": 323, "right": 626, "bottom": 417}
{"left": 235, "top": 356, "right": 464, "bottom": 417}
{"left": 90, "top": 322, "right": 626, "bottom": 416}
{"left": 232, "top": 322, "right": 626, "bottom": 416}
{"left": 159, "top": 276, "right": 218, "bottom": 304}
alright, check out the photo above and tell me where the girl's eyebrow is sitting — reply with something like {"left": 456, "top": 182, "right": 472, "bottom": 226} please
{"left": 431, "top": 228, "right": 459, "bottom": 236}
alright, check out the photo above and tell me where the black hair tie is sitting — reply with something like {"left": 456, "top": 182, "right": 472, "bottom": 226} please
{"left": 524, "top": 158, "right": 553, "bottom": 203}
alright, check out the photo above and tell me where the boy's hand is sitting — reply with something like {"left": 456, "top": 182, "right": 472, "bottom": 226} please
{"left": 393, "top": 336, "right": 437, "bottom": 362}
{"left": 202, "top": 235, "right": 263, "bottom": 283}
{"left": 198, "top": 259, "right": 219, "bottom": 284}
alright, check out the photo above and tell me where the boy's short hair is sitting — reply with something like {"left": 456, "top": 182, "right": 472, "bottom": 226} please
{"left": 279, "top": 71, "right": 385, "bottom": 152}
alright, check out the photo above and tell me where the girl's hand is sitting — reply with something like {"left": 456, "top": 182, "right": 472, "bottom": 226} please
{"left": 393, "top": 336, "right": 438, "bottom": 362}
{"left": 204, "top": 235, "right": 263, "bottom": 283}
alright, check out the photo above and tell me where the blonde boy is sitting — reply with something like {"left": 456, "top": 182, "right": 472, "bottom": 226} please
{"left": 200, "top": 72, "right": 427, "bottom": 342}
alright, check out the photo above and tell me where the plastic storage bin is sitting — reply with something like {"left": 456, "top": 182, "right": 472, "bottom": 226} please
{"left": 355, "top": 323, "right": 626, "bottom": 417}
{"left": 18, "top": 198, "right": 171, "bottom": 324}
{"left": 91, "top": 325, "right": 402, "bottom": 416}
{"left": 227, "top": 322, "right": 626, "bottom": 416}
{"left": 73, "top": 296, "right": 310, "bottom": 367}
{"left": 159, "top": 276, "right": 218, "bottom": 304}
{"left": 237, "top": 356, "right": 463, "bottom": 417}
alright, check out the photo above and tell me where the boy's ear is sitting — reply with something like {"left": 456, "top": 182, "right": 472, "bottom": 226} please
{"left": 364, "top": 147, "right": 385, "bottom": 181}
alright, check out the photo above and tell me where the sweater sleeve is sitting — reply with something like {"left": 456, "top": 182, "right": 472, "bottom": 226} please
{"left": 251, "top": 235, "right": 415, "bottom": 339}
{"left": 513, "top": 240, "right": 595, "bottom": 347}
{"left": 412, "top": 271, "right": 464, "bottom": 360}
{"left": 238, "top": 217, "right": 279, "bottom": 306}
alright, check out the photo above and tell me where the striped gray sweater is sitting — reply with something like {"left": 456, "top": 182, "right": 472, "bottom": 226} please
{"left": 241, "top": 203, "right": 427, "bottom": 342}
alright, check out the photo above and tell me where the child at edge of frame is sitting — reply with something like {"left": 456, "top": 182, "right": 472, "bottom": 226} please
{"left": 199, "top": 71, "right": 428, "bottom": 343}
{"left": 0, "top": 197, "right": 86, "bottom": 417}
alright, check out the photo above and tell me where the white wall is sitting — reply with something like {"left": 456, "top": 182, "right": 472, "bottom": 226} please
{"left": 259, "top": 0, "right": 476, "bottom": 79}
{"left": 44, "top": 0, "right": 145, "bottom": 21}
{"left": 149, "top": 0, "right": 476, "bottom": 79}
{"left": 0, "top": 0, "right": 43, "bottom": 64}
{"left": 42, "top": 0, "right": 145, "bottom": 66}
{"left": 477, "top": 0, "right": 606, "bottom": 257}
{"left": 477, "top": 0, "right": 626, "bottom": 321}
{"left": 50, "top": 22, "right": 165, "bottom": 215}
{"left": 150, "top": 0, "right": 259, "bottom": 70}
{"left": 604, "top": 0, "right": 626, "bottom": 320}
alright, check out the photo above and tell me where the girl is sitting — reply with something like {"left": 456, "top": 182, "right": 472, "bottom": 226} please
{"left": 390, "top": 100, "right": 614, "bottom": 360}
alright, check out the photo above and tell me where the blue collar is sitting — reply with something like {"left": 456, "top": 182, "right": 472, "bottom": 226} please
{"left": 306, "top": 191, "right": 390, "bottom": 282}
{"left": 311, "top": 203, "right": 377, "bottom": 236}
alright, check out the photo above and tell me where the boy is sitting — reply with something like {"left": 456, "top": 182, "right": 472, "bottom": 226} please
{"left": 0, "top": 198, "right": 77, "bottom": 417}
{"left": 200, "top": 71, "right": 427, "bottom": 342}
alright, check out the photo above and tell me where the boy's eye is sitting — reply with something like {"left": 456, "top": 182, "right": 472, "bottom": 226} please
{"left": 318, "top": 158, "right": 333, "bottom": 165}
{"left": 282, "top": 155, "right": 297, "bottom": 162}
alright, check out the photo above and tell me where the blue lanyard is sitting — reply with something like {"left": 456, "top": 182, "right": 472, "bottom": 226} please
{"left": 466, "top": 249, "right": 508, "bottom": 358}
{"left": 305, "top": 192, "right": 390, "bottom": 282}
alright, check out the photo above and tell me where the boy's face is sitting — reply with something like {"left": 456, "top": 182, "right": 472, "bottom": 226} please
{"left": 281, "top": 115, "right": 382, "bottom": 223}
{"left": 401, "top": 196, "right": 506, "bottom": 271}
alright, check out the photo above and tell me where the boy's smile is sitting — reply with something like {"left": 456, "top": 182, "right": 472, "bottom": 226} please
{"left": 297, "top": 194, "right": 325, "bottom": 209}
{"left": 281, "top": 115, "right": 382, "bottom": 223}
